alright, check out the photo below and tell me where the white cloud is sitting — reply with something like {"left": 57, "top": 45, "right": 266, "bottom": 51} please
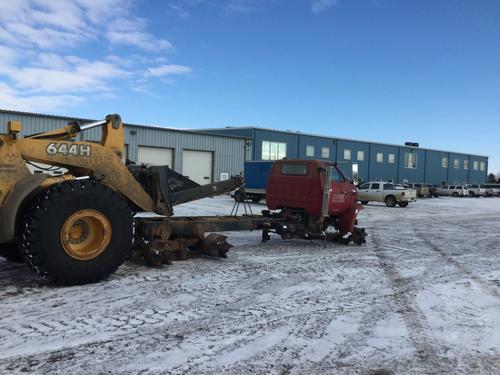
{"left": 0, "top": 0, "right": 190, "bottom": 112}
{"left": 146, "top": 64, "right": 193, "bottom": 77}
{"left": 0, "top": 0, "right": 171, "bottom": 51}
{"left": 312, "top": 0, "right": 338, "bottom": 13}
{"left": 7, "top": 61, "right": 128, "bottom": 93}
{"left": 108, "top": 30, "right": 172, "bottom": 52}
{"left": 0, "top": 82, "right": 82, "bottom": 112}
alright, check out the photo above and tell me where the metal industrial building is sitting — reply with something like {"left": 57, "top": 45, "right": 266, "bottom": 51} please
{"left": 0, "top": 110, "right": 246, "bottom": 185}
{"left": 0, "top": 109, "right": 489, "bottom": 185}
{"left": 201, "top": 127, "right": 489, "bottom": 185}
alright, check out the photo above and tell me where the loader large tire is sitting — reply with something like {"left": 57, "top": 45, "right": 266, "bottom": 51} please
{"left": 0, "top": 243, "right": 24, "bottom": 263}
{"left": 20, "top": 180, "right": 133, "bottom": 285}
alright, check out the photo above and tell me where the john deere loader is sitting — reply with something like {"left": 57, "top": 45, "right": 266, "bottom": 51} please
{"left": 0, "top": 115, "right": 245, "bottom": 284}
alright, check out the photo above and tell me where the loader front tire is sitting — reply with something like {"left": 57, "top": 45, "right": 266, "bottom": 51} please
{"left": 20, "top": 180, "right": 133, "bottom": 285}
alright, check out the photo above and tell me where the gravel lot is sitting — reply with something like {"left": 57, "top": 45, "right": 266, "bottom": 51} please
{"left": 1, "top": 196, "right": 499, "bottom": 374}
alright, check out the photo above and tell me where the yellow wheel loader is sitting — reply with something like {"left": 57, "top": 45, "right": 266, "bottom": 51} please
{"left": 0, "top": 115, "right": 245, "bottom": 285}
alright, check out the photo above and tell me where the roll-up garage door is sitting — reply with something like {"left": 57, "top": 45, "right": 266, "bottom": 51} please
{"left": 182, "top": 150, "right": 213, "bottom": 185}
{"left": 137, "top": 146, "right": 173, "bottom": 167}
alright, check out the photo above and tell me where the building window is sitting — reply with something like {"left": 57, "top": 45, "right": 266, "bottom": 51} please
{"left": 306, "top": 145, "right": 315, "bottom": 157}
{"left": 453, "top": 159, "right": 460, "bottom": 169}
{"left": 480, "top": 161, "right": 486, "bottom": 171}
{"left": 262, "top": 141, "right": 287, "bottom": 160}
{"left": 321, "top": 147, "right": 330, "bottom": 158}
{"left": 473, "top": 161, "right": 479, "bottom": 170}
{"left": 464, "top": 160, "right": 469, "bottom": 170}
{"left": 388, "top": 154, "right": 395, "bottom": 164}
{"left": 344, "top": 149, "right": 351, "bottom": 160}
{"left": 357, "top": 150, "right": 364, "bottom": 161}
{"left": 376, "top": 152, "right": 384, "bottom": 163}
{"left": 404, "top": 152, "right": 417, "bottom": 169}
{"left": 442, "top": 157, "right": 448, "bottom": 168}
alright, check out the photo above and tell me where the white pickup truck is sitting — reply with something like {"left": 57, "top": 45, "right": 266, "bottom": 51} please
{"left": 357, "top": 181, "right": 417, "bottom": 207}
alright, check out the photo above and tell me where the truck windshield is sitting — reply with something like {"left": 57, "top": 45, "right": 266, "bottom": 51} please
{"left": 280, "top": 164, "right": 308, "bottom": 175}
{"left": 330, "top": 168, "right": 345, "bottom": 182}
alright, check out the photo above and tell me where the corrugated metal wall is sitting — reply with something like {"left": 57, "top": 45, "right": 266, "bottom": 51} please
{"left": 203, "top": 126, "right": 489, "bottom": 185}
{"left": 3, "top": 110, "right": 488, "bottom": 185}
{"left": 0, "top": 111, "right": 246, "bottom": 181}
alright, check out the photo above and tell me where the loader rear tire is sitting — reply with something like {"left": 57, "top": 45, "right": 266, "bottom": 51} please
{"left": 20, "top": 180, "right": 133, "bottom": 285}
{"left": 0, "top": 243, "right": 24, "bottom": 263}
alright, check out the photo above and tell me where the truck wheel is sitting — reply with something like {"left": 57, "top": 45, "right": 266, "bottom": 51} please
{"left": 360, "top": 201, "right": 369, "bottom": 205}
{"left": 469, "top": 191, "right": 476, "bottom": 197}
{"left": 20, "top": 180, "right": 133, "bottom": 285}
{"left": 385, "top": 196, "right": 397, "bottom": 207}
{"left": 452, "top": 192, "right": 459, "bottom": 197}
{"left": 398, "top": 201, "right": 409, "bottom": 207}
{"left": 234, "top": 190, "right": 246, "bottom": 202}
{"left": 251, "top": 195, "right": 261, "bottom": 203}
{"left": 0, "top": 243, "right": 24, "bottom": 263}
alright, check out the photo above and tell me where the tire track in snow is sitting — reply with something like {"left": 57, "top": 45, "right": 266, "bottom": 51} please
{"left": 415, "top": 228, "right": 500, "bottom": 300}
{"left": 370, "top": 232, "right": 452, "bottom": 373}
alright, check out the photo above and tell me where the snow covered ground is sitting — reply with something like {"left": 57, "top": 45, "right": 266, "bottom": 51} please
{"left": 1, "top": 196, "right": 500, "bottom": 374}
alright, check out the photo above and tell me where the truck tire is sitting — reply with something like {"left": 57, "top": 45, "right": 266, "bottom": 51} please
{"left": 360, "top": 201, "right": 369, "bottom": 205}
{"left": 469, "top": 191, "right": 476, "bottom": 197}
{"left": 251, "top": 195, "right": 262, "bottom": 203}
{"left": 0, "top": 243, "right": 24, "bottom": 263}
{"left": 398, "top": 201, "right": 409, "bottom": 207}
{"left": 452, "top": 192, "right": 459, "bottom": 197}
{"left": 385, "top": 196, "right": 397, "bottom": 207}
{"left": 234, "top": 190, "right": 246, "bottom": 203}
{"left": 20, "top": 180, "right": 133, "bottom": 285}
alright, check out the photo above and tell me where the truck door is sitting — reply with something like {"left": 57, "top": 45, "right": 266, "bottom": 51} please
{"left": 328, "top": 166, "right": 354, "bottom": 214}
{"left": 368, "top": 182, "right": 382, "bottom": 201}
{"left": 357, "top": 182, "right": 370, "bottom": 201}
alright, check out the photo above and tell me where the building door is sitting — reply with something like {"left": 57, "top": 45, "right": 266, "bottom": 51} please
{"left": 351, "top": 163, "right": 359, "bottom": 181}
{"left": 182, "top": 150, "right": 213, "bottom": 185}
{"left": 137, "top": 146, "right": 173, "bottom": 167}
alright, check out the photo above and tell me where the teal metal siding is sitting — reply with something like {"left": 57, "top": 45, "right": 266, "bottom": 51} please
{"left": 254, "top": 129, "right": 299, "bottom": 161}
{"left": 298, "top": 135, "right": 336, "bottom": 161}
{"left": 448, "top": 153, "right": 469, "bottom": 184}
{"left": 469, "top": 156, "right": 489, "bottom": 184}
{"left": 425, "top": 150, "right": 449, "bottom": 185}
{"left": 336, "top": 140, "right": 370, "bottom": 181}
{"left": 398, "top": 147, "right": 426, "bottom": 183}
{"left": 368, "top": 143, "right": 399, "bottom": 182}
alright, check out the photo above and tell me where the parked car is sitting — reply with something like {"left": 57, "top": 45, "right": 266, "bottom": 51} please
{"left": 358, "top": 181, "right": 417, "bottom": 207}
{"left": 404, "top": 183, "right": 430, "bottom": 198}
{"left": 426, "top": 184, "right": 440, "bottom": 198}
{"left": 482, "top": 184, "right": 500, "bottom": 197}
{"left": 438, "top": 185, "right": 469, "bottom": 197}
{"left": 465, "top": 184, "right": 487, "bottom": 197}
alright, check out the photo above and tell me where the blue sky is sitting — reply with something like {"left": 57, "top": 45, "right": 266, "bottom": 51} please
{"left": 0, "top": 0, "right": 499, "bottom": 173}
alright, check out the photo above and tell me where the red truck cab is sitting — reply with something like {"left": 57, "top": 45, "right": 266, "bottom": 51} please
{"left": 266, "top": 159, "right": 362, "bottom": 236}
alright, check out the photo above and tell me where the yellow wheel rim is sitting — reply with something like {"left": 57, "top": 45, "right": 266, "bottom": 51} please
{"left": 60, "top": 209, "right": 112, "bottom": 260}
